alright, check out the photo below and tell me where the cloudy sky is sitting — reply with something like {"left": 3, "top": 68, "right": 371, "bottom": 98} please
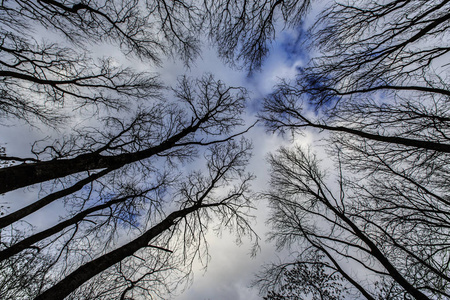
{"left": 3, "top": 1, "right": 448, "bottom": 299}
{"left": 1, "top": 34, "right": 309, "bottom": 300}
{"left": 156, "top": 27, "right": 316, "bottom": 300}
{"left": 0, "top": 3, "right": 322, "bottom": 299}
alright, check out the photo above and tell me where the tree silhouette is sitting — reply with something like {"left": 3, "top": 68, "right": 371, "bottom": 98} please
{"left": 259, "top": 0, "right": 450, "bottom": 299}
{"left": 0, "top": 0, "right": 192, "bottom": 124}
{"left": 0, "top": 70, "right": 259, "bottom": 299}
{"left": 2, "top": 0, "right": 316, "bottom": 297}
{"left": 257, "top": 251, "right": 347, "bottom": 300}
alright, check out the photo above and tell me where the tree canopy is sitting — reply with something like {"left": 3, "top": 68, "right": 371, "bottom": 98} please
{"left": 2, "top": 0, "right": 450, "bottom": 299}
{"left": 0, "top": 0, "right": 281, "bottom": 298}
{"left": 258, "top": 0, "right": 450, "bottom": 299}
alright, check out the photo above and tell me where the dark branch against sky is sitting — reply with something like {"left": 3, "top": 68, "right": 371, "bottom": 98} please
{"left": 2, "top": 0, "right": 449, "bottom": 299}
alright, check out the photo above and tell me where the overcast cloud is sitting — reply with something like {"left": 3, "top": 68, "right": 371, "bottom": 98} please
{"left": 163, "top": 28, "right": 314, "bottom": 299}
{"left": 0, "top": 8, "right": 315, "bottom": 300}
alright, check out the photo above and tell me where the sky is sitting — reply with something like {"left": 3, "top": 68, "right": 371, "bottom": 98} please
{"left": 0, "top": 37, "right": 311, "bottom": 300}
{"left": 2, "top": 2, "right": 447, "bottom": 299}
{"left": 0, "top": 3, "right": 323, "bottom": 299}
{"left": 151, "top": 28, "right": 316, "bottom": 300}
{"left": 146, "top": 29, "right": 315, "bottom": 299}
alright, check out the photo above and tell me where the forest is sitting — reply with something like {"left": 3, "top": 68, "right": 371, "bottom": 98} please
{"left": 0, "top": 0, "right": 449, "bottom": 299}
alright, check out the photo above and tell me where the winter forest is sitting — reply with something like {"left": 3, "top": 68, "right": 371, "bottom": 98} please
{"left": 0, "top": 0, "right": 449, "bottom": 299}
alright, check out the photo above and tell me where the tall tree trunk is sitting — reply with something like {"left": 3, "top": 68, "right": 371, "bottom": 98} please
{"left": 34, "top": 204, "right": 200, "bottom": 300}
{"left": 0, "top": 168, "right": 111, "bottom": 229}
{"left": 0, "top": 192, "right": 140, "bottom": 260}
{"left": 0, "top": 120, "right": 202, "bottom": 194}
{"left": 306, "top": 121, "right": 450, "bottom": 153}
{"left": 321, "top": 194, "right": 431, "bottom": 300}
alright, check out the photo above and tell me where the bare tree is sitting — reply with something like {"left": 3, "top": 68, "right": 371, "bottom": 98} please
{"left": 258, "top": 146, "right": 445, "bottom": 299}
{"left": 0, "top": 0, "right": 320, "bottom": 298}
{"left": 0, "top": 0, "right": 204, "bottom": 125}
{"left": 258, "top": 0, "right": 450, "bottom": 299}
{"left": 0, "top": 73, "right": 257, "bottom": 298}
{"left": 0, "top": 74, "right": 247, "bottom": 194}
{"left": 31, "top": 139, "right": 256, "bottom": 300}
{"left": 206, "top": 0, "right": 311, "bottom": 72}
{"left": 0, "top": 0, "right": 313, "bottom": 125}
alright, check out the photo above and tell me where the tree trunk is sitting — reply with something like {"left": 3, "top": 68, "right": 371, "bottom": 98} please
{"left": 0, "top": 168, "right": 111, "bottom": 229}
{"left": 0, "top": 121, "right": 202, "bottom": 194}
{"left": 313, "top": 123, "right": 450, "bottom": 153}
{"left": 0, "top": 192, "right": 136, "bottom": 261}
{"left": 34, "top": 204, "right": 199, "bottom": 300}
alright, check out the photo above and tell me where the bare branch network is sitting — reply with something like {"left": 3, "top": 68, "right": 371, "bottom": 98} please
{"left": 258, "top": 0, "right": 450, "bottom": 299}
{"left": 1, "top": 0, "right": 450, "bottom": 299}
